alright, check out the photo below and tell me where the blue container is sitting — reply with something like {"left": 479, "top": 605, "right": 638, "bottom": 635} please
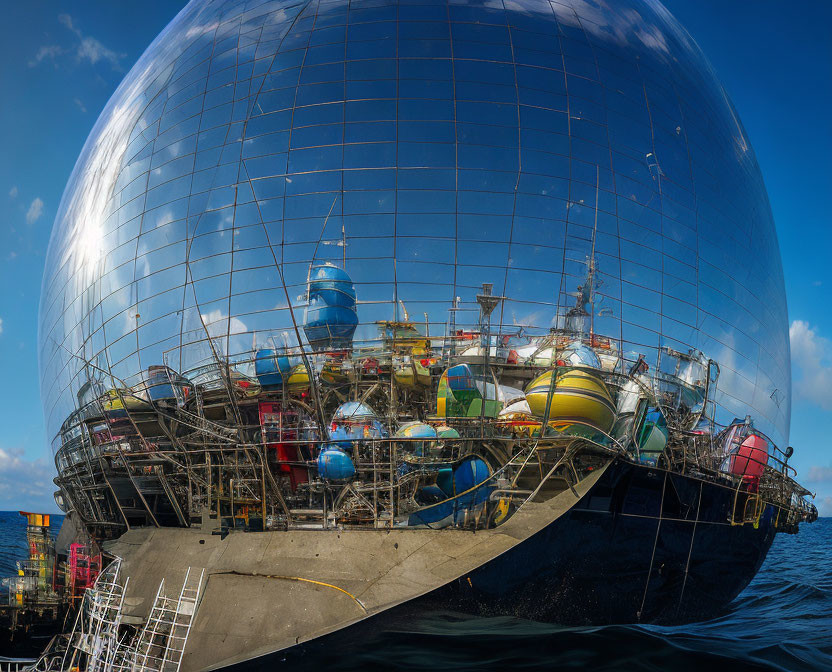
{"left": 453, "top": 457, "right": 491, "bottom": 498}
{"left": 407, "top": 459, "right": 493, "bottom": 527}
{"left": 308, "top": 265, "right": 357, "bottom": 308}
{"left": 304, "top": 265, "right": 359, "bottom": 351}
{"left": 329, "top": 425, "right": 356, "bottom": 451}
{"left": 317, "top": 447, "right": 356, "bottom": 481}
{"left": 436, "top": 467, "right": 454, "bottom": 497}
{"left": 304, "top": 299, "right": 358, "bottom": 350}
{"left": 254, "top": 349, "right": 292, "bottom": 388}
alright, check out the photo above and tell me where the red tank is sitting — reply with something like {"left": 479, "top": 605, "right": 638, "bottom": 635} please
{"left": 729, "top": 434, "right": 769, "bottom": 490}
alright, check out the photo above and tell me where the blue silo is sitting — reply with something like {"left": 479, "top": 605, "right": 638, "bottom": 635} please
{"left": 303, "top": 264, "right": 358, "bottom": 351}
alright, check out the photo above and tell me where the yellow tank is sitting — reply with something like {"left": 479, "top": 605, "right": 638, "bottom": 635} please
{"left": 525, "top": 368, "right": 616, "bottom": 433}
{"left": 286, "top": 364, "right": 311, "bottom": 392}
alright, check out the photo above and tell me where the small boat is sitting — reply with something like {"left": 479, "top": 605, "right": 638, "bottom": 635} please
{"left": 99, "top": 388, "right": 152, "bottom": 420}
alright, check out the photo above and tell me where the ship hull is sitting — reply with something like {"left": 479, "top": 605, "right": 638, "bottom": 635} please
{"left": 103, "top": 460, "right": 781, "bottom": 671}
{"left": 418, "top": 460, "right": 778, "bottom": 625}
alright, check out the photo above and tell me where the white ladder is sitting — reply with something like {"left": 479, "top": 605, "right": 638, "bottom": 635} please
{"left": 129, "top": 568, "right": 204, "bottom": 672}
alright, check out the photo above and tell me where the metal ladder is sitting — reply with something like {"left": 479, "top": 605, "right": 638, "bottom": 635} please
{"left": 130, "top": 568, "right": 204, "bottom": 672}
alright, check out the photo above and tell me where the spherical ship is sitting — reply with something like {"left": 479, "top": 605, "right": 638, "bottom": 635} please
{"left": 37, "top": 1, "right": 815, "bottom": 669}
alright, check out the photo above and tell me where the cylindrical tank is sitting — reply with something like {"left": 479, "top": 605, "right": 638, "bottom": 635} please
{"left": 635, "top": 407, "right": 669, "bottom": 465}
{"left": 308, "top": 265, "right": 356, "bottom": 307}
{"left": 254, "top": 350, "right": 293, "bottom": 388}
{"left": 304, "top": 265, "right": 358, "bottom": 351}
{"left": 525, "top": 369, "right": 616, "bottom": 433}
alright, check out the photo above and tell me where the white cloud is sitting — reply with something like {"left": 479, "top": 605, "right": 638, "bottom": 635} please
{"left": 0, "top": 317, "right": 3, "bottom": 334}
{"left": 31, "top": 14, "right": 125, "bottom": 71}
{"left": 77, "top": 36, "right": 124, "bottom": 68}
{"left": 28, "top": 44, "right": 63, "bottom": 67}
{"left": 201, "top": 309, "right": 248, "bottom": 339}
{"left": 0, "top": 447, "right": 57, "bottom": 512}
{"left": 9, "top": 186, "right": 18, "bottom": 199}
{"left": 58, "top": 13, "right": 125, "bottom": 70}
{"left": 806, "top": 465, "right": 832, "bottom": 483}
{"left": 73, "top": 97, "right": 87, "bottom": 113}
{"left": 26, "top": 197, "right": 44, "bottom": 225}
{"left": 789, "top": 320, "right": 832, "bottom": 411}
{"left": 57, "top": 13, "right": 76, "bottom": 31}
{"left": 551, "top": 1, "right": 673, "bottom": 56}
{"left": 818, "top": 496, "right": 832, "bottom": 518}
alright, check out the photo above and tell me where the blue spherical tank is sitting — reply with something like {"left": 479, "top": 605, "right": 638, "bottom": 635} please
{"left": 317, "top": 446, "right": 356, "bottom": 481}
{"left": 308, "top": 265, "right": 357, "bottom": 308}
{"left": 453, "top": 457, "right": 492, "bottom": 499}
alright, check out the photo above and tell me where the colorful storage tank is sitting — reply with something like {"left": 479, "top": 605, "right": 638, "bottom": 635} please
{"left": 407, "top": 456, "right": 494, "bottom": 527}
{"left": 317, "top": 446, "right": 356, "bottom": 481}
{"left": 635, "top": 407, "right": 668, "bottom": 465}
{"left": 395, "top": 421, "right": 437, "bottom": 457}
{"left": 728, "top": 434, "right": 769, "bottom": 489}
{"left": 436, "top": 364, "right": 501, "bottom": 418}
{"left": 525, "top": 368, "right": 616, "bottom": 433}
{"left": 285, "top": 363, "right": 311, "bottom": 392}
{"left": 435, "top": 425, "right": 460, "bottom": 439}
{"left": 254, "top": 349, "right": 293, "bottom": 388}
{"left": 558, "top": 340, "right": 602, "bottom": 369}
{"left": 304, "top": 264, "right": 358, "bottom": 351}
{"left": 329, "top": 401, "right": 386, "bottom": 448}
{"left": 452, "top": 457, "right": 492, "bottom": 500}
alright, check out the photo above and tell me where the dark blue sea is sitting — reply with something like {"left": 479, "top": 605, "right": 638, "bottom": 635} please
{"left": 1, "top": 513, "right": 829, "bottom": 671}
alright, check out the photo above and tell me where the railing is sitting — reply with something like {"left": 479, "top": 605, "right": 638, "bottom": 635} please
{"left": 0, "top": 658, "right": 37, "bottom": 672}
{"left": 48, "top": 329, "right": 816, "bottom": 536}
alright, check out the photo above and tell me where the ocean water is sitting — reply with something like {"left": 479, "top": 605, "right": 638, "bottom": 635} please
{"left": 0, "top": 513, "right": 829, "bottom": 671}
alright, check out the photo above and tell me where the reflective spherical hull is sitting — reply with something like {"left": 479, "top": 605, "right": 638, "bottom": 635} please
{"left": 40, "top": 0, "right": 790, "bottom": 450}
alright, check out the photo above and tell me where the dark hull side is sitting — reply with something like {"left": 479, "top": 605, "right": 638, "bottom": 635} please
{"left": 422, "top": 460, "right": 779, "bottom": 625}
{"left": 225, "top": 460, "right": 781, "bottom": 671}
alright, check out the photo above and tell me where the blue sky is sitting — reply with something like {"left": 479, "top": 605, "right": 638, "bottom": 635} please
{"left": 0, "top": 1, "right": 830, "bottom": 514}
